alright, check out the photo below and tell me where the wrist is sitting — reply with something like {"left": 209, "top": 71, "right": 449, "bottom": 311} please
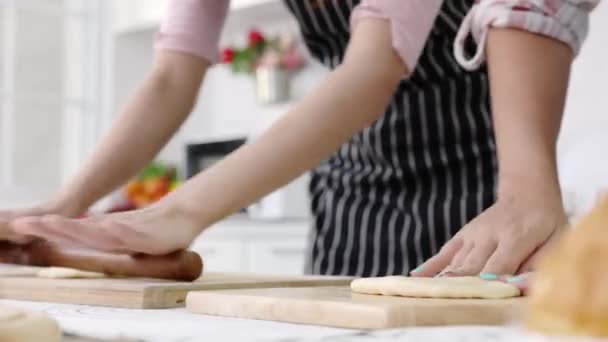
{"left": 497, "top": 171, "right": 564, "bottom": 211}
{"left": 158, "top": 194, "right": 209, "bottom": 235}
{"left": 45, "top": 191, "right": 91, "bottom": 217}
{"left": 497, "top": 151, "right": 560, "bottom": 194}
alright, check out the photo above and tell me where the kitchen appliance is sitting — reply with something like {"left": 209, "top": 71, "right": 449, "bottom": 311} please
{"left": 186, "top": 139, "right": 311, "bottom": 219}
{"left": 187, "top": 286, "right": 525, "bottom": 329}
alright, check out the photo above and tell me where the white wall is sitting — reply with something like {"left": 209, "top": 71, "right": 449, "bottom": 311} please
{"left": 10, "top": 5, "right": 64, "bottom": 188}
{"left": 0, "top": 2, "right": 66, "bottom": 207}
{"left": 557, "top": 1, "right": 608, "bottom": 217}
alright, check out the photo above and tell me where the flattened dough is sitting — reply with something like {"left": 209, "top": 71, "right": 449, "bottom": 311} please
{"left": 36, "top": 267, "right": 106, "bottom": 279}
{"left": 0, "top": 305, "right": 61, "bottom": 342}
{"left": 351, "top": 276, "right": 520, "bottom": 299}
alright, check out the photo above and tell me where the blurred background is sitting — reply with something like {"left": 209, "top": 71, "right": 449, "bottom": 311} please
{"left": 0, "top": 0, "right": 606, "bottom": 274}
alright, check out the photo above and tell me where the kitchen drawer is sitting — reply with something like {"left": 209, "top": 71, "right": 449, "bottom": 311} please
{"left": 246, "top": 239, "right": 307, "bottom": 275}
{"left": 191, "top": 240, "right": 244, "bottom": 272}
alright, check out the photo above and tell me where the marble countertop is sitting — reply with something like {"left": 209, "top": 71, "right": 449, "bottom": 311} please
{"left": 1, "top": 299, "right": 532, "bottom": 342}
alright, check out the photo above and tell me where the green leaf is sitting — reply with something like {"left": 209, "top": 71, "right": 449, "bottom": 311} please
{"left": 138, "top": 162, "right": 168, "bottom": 180}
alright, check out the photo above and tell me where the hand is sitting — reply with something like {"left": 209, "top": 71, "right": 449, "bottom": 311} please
{"left": 10, "top": 201, "right": 202, "bottom": 255}
{"left": 411, "top": 190, "right": 567, "bottom": 277}
{"left": 0, "top": 199, "right": 83, "bottom": 244}
{"left": 498, "top": 272, "right": 532, "bottom": 296}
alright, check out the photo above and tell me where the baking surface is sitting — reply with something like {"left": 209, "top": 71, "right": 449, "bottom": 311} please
{"left": 0, "top": 265, "right": 352, "bottom": 309}
{"left": 0, "top": 303, "right": 61, "bottom": 342}
{"left": 2, "top": 299, "right": 531, "bottom": 342}
{"left": 186, "top": 286, "right": 526, "bottom": 329}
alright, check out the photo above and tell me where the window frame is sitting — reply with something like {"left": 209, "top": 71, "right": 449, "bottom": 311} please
{"left": 0, "top": 0, "right": 113, "bottom": 205}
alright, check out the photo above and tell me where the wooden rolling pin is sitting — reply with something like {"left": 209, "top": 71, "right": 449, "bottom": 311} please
{"left": 0, "top": 241, "right": 203, "bottom": 281}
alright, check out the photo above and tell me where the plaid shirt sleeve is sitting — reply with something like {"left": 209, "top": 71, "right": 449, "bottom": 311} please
{"left": 454, "top": 0, "right": 601, "bottom": 70}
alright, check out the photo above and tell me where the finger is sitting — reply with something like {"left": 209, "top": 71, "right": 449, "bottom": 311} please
{"left": 517, "top": 249, "right": 538, "bottom": 274}
{"left": 449, "top": 242, "right": 473, "bottom": 268}
{"left": 6, "top": 232, "right": 35, "bottom": 245}
{"left": 410, "top": 238, "right": 463, "bottom": 277}
{"left": 439, "top": 242, "right": 474, "bottom": 277}
{"left": 11, "top": 216, "right": 84, "bottom": 247}
{"left": 498, "top": 272, "right": 532, "bottom": 296}
{"left": 518, "top": 229, "right": 566, "bottom": 273}
{"left": 0, "top": 210, "right": 17, "bottom": 239}
{"left": 0, "top": 218, "right": 35, "bottom": 245}
{"left": 44, "top": 216, "right": 129, "bottom": 253}
{"left": 98, "top": 220, "right": 170, "bottom": 255}
{"left": 39, "top": 215, "right": 93, "bottom": 247}
{"left": 482, "top": 239, "right": 537, "bottom": 275}
{"left": 452, "top": 241, "right": 497, "bottom": 276}
{"left": 13, "top": 216, "right": 124, "bottom": 252}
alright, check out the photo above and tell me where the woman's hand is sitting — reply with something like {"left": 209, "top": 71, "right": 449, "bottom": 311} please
{"left": 0, "top": 198, "right": 83, "bottom": 244}
{"left": 410, "top": 28, "right": 572, "bottom": 279}
{"left": 10, "top": 200, "right": 202, "bottom": 255}
{"left": 411, "top": 188, "right": 567, "bottom": 277}
{"left": 498, "top": 272, "right": 532, "bottom": 296}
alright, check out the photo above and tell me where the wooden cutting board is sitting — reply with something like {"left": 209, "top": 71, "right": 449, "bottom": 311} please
{"left": 0, "top": 266, "right": 352, "bottom": 309}
{"left": 186, "top": 286, "right": 527, "bottom": 329}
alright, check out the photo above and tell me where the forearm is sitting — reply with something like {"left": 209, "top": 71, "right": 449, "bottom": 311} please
{"left": 166, "top": 19, "right": 405, "bottom": 227}
{"left": 56, "top": 52, "right": 208, "bottom": 212}
{"left": 487, "top": 29, "right": 572, "bottom": 198}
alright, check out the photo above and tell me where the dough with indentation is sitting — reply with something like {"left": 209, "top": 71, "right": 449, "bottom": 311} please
{"left": 36, "top": 267, "right": 106, "bottom": 279}
{"left": 351, "top": 276, "right": 520, "bottom": 299}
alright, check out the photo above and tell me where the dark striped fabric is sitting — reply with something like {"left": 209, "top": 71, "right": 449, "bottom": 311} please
{"left": 284, "top": 0, "right": 497, "bottom": 277}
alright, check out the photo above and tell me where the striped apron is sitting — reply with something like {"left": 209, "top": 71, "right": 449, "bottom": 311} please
{"left": 284, "top": 0, "right": 497, "bottom": 277}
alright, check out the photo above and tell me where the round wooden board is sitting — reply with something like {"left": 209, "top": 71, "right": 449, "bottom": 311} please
{"left": 0, "top": 305, "right": 61, "bottom": 342}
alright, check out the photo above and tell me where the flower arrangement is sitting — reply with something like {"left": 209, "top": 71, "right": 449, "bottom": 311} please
{"left": 221, "top": 29, "right": 305, "bottom": 74}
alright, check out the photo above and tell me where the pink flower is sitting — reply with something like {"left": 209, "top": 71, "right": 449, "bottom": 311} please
{"left": 258, "top": 50, "right": 281, "bottom": 68}
{"left": 280, "top": 47, "right": 305, "bottom": 70}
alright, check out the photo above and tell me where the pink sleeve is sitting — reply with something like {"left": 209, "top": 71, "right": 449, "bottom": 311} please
{"left": 454, "top": 0, "right": 600, "bottom": 70}
{"left": 155, "top": 0, "right": 230, "bottom": 64}
{"left": 350, "top": 0, "right": 444, "bottom": 76}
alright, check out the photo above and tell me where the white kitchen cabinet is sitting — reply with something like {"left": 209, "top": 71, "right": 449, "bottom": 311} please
{"left": 189, "top": 215, "right": 310, "bottom": 275}
{"left": 192, "top": 240, "right": 244, "bottom": 272}
{"left": 247, "top": 239, "right": 307, "bottom": 275}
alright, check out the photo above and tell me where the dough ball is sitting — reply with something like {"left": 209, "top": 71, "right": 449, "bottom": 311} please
{"left": 0, "top": 305, "right": 61, "bottom": 342}
{"left": 527, "top": 197, "right": 608, "bottom": 338}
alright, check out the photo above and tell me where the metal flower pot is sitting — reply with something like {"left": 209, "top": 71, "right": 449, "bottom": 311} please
{"left": 255, "top": 66, "right": 290, "bottom": 104}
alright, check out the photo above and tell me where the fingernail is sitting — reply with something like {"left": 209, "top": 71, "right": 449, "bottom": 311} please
{"left": 506, "top": 274, "right": 527, "bottom": 283}
{"left": 436, "top": 270, "right": 453, "bottom": 278}
{"left": 479, "top": 273, "right": 498, "bottom": 280}
{"left": 411, "top": 266, "right": 424, "bottom": 273}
